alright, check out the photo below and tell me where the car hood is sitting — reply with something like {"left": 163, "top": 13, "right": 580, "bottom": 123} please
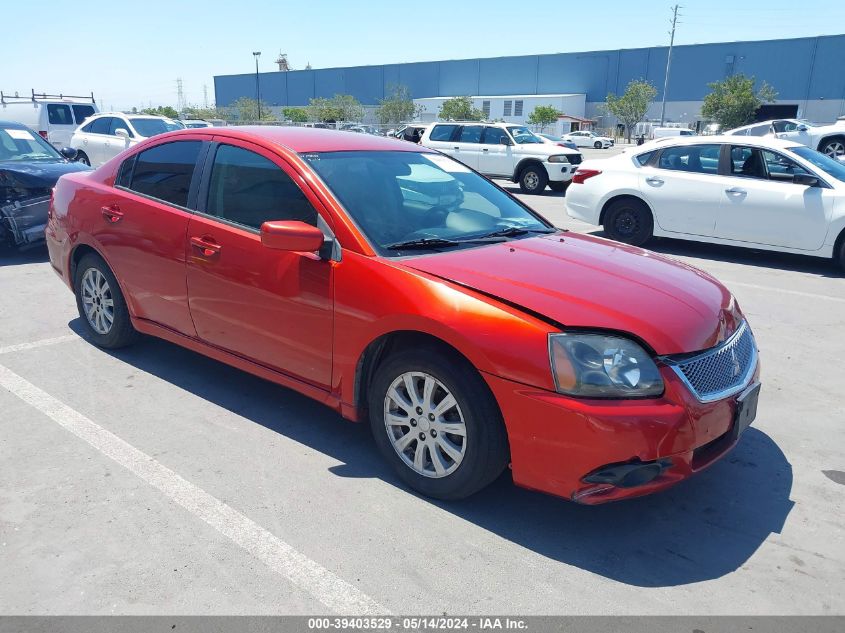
{"left": 0, "top": 160, "right": 91, "bottom": 189}
{"left": 401, "top": 233, "right": 739, "bottom": 355}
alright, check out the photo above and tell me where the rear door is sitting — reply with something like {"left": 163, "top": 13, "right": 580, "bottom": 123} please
{"left": 450, "top": 125, "right": 483, "bottom": 170}
{"left": 45, "top": 103, "right": 76, "bottom": 148}
{"left": 639, "top": 143, "right": 724, "bottom": 236}
{"left": 83, "top": 116, "right": 114, "bottom": 165}
{"left": 93, "top": 138, "right": 206, "bottom": 336}
{"left": 713, "top": 145, "right": 832, "bottom": 250}
{"left": 423, "top": 124, "right": 460, "bottom": 157}
{"left": 185, "top": 138, "right": 333, "bottom": 388}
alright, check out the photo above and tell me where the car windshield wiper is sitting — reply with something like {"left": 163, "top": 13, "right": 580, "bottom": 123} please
{"left": 474, "top": 226, "right": 557, "bottom": 239}
{"left": 385, "top": 237, "right": 463, "bottom": 250}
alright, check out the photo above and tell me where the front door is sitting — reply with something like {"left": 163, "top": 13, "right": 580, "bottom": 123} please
{"left": 639, "top": 143, "right": 724, "bottom": 236}
{"left": 713, "top": 145, "right": 831, "bottom": 250}
{"left": 478, "top": 126, "right": 513, "bottom": 177}
{"left": 186, "top": 139, "right": 333, "bottom": 388}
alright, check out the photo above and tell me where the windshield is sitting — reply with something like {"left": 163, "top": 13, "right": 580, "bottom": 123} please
{"left": 790, "top": 146, "right": 845, "bottom": 183}
{"left": 0, "top": 126, "right": 63, "bottom": 162}
{"left": 129, "top": 118, "right": 182, "bottom": 137}
{"left": 507, "top": 126, "right": 543, "bottom": 144}
{"left": 302, "top": 150, "right": 553, "bottom": 255}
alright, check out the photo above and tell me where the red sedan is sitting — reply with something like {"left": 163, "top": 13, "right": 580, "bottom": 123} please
{"left": 47, "top": 126, "right": 761, "bottom": 503}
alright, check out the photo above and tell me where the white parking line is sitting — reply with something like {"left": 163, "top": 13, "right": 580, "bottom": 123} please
{"left": 721, "top": 280, "right": 845, "bottom": 304}
{"left": 0, "top": 334, "right": 79, "bottom": 355}
{"left": 0, "top": 362, "right": 389, "bottom": 615}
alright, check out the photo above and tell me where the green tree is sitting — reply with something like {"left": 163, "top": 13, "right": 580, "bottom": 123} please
{"left": 701, "top": 74, "right": 778, "bottom": 131}
{"left": 527, "top": 105, "right": 561, "bottom": 132}
{"left": 375, "top": 84, "right": 424, "bottom": 125}
{"left": 283, "top": 107, "right": 308, "bottom": 122}
{"left": 307, "top": 94, "right": 365, "bottom": 123}
{"left": 231, "top": 97, "right": 276, "bottom": 122}
{"left": 438, "top": 96, "right": 485, "bottom": 121}
{"left": 604, "top": 79, "right": 658, "bottom": 142}
{"left": 183, "top": 105, "right": 224, "bottom": 121}
{"left": 141, "top": 105, "right": 179, "bottom": 119}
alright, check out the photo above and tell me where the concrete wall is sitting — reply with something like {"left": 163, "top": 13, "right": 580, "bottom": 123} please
{"left": 214, "top": 34, "right": 845, "bottom": 124}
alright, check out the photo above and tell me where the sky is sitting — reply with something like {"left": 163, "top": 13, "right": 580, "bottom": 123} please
{"left": 2, "top": 0, "right": 844, "bottom": 111}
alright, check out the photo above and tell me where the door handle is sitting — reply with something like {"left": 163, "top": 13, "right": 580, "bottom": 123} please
{"left": 453, "top": 146, "right": 460, "bottom": 150}
{"left": 482, "top": 148, "right": 489, "bottom": 152}
{"left": 190, "top": 235, "right": 221, "bottom": 257}
{"left": 645, "top": 177, "right": 664, "bottom": 185}
{"left": 725, "top": 187, "right": 747, "bottom": 195}
{"left": 101, "top": 205, "right": 123, "bottom": 223}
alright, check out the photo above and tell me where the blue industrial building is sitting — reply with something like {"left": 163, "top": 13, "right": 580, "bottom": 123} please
{"left": 214, "top": 34, "right": 845, "bottom": 125}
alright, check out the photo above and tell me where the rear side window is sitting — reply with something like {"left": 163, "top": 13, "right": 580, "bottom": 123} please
{"left": 458, "top": 125, "right": 483, "bottom": 143}
{"left": 747, "top": 124, "right": 770, "bottom": 137}
{"left": 129, "top": 141, "right": 202, "bottom": 207}
{"left": 634, "top": 150, "right": 656, "bottom": 166}
{"left": 72, "top": 105, "right": 96, "bottom": 125}
{"left": 87, "top": 117, "right": 112, "bottom": 134}
{"left": 47, "top": 104, "right": 73, "bottom": 126}
{"left": 116, "top": 155, "right": 136, "bottom": 188}
{"left": 429, "top": 125, "right": 458, "bottom": 141}
{"left": 205, "top": 144, "right": 317, "bottom": 230}
{"left": 657, "top": 144, "right": 721, "bottom": 174}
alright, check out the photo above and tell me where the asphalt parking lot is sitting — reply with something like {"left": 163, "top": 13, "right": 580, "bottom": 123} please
{"left": 1, "top": 151, "right": 844, "bottom": 614}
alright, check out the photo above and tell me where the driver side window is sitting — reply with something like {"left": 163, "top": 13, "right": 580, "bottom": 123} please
{"left": 205, "top": 144, "right": 317, "bottom": 230}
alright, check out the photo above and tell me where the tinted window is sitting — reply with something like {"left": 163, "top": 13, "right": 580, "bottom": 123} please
{"left": 728, "top": 128, "right": 747, "bottom": 136}
{"left": 657, "top": 144, "right": 720, "bottom": 174}
{"left": 791, "top": 146, "right": 845, "bottom": 183}
{"left": 761, "top": 150, "right": 811, "bottom": 182}
{"left": 482, "top": 127, "right": 509, "bottom": 145}
{"left": 109, "top": 117, "right": 133, "bottom": 137}
{"left": 129, "top": 118, "right": 181, "bottom": 138}
{"left": 458, "top": 125, "right": 483, "bottom": 143}
{"left": 47, "top": 104, "right": 73, "bottom": 126}
{"left": 730, "top": 146, "right": 765, "bottom": 179}
{"left": 206, "top": 144, "right": 317, "bottom": 230}
{"left": 72, "top": 105, "right": 96, "bottom": 125}
{"left": 747, "top": 124, "right": 770, "bottom": 137}
{"left": 129, "top": 141, "right": 201, "bottom": 207}
{"left": 88, "top": 117, "right": 112, "bottom": 135}
{"left": 429, "top": 124, "right": 458, "bottom": 142}
{"left": 116, "top": 155, "right": 136, "bottom": 188}
{"left": 634, "top": 150, "right": 656, "bottom": 166}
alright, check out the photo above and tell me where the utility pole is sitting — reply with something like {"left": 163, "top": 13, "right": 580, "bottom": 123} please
{"left": 176, "top": 78, "right": 184, "bottom": 114}
{"left": 253, "top": 52, "right": 262, "bottom": 121}
{"left": 660, "top": 4, "right": 681, "bottom": 126}
{"left": 203, "top": 84, "right": 209, "bottom": 109}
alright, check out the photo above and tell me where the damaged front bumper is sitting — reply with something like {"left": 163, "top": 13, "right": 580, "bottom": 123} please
{"left": 1, "top": 195, "right": 49, "bottom": 248}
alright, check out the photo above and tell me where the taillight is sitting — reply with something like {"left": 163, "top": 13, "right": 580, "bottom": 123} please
{"left": 38, "top": 130, "right": 49, "bottom": 140}
{"left": 572, "top": 168, "right": 602, "bottom": 184}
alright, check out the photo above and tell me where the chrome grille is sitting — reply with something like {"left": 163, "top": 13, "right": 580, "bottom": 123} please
{"left": 666, "top": 321, "right": 757, "bottom": 402}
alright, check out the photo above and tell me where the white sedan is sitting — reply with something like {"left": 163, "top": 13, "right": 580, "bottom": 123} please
{"left": 561, "top": 130, "right": 614, "bottom": 149}
{"left": 565, "top": 135, "right": 845, "bottom": 269}
{"left": 726, "top": 118, "right": 845, "bottom": 159}
{"left": 70, "top": 113, "right": 183, "bottom": 166}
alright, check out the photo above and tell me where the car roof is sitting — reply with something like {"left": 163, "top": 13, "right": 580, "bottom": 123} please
{"left": 159, "top": 125, "right": 437, "bottom": 153}
{"left": 0, "top": 120, "right": 28, "bottom": 129}
{"left": 633, "top": 135, "right": 803, "bottom": 151}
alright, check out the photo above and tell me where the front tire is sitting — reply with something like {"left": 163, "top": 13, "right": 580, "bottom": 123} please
{"left": 603, "top": 198, "right": 654, "bottom": 246}
{"left": 75, "top": 151, "right": 91, "bottom": 166}
{"left": 594, "top": 141, "right": 602, "bottom": 149}
{"left": 74, "top": 253, "right": 138, "bottom": 348}
{"left": 820, "top": 136, "right": 845, "bottom": 159}
{"left": 518, "top": 164, "right": 549, "bottom": 194}
{"left": 368, "top": 347, "right": 509, "bottom": 500}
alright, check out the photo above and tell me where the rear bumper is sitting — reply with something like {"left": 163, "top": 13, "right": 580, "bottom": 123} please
{"left": 484, "top": 361, "right": 761, "bottom": 504}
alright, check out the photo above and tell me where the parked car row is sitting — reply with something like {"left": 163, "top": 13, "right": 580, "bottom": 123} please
{"left": 565, "top": 135, "right": 845, "bottom": 269}
{"left": 69, "top": 112, "right": 184, "bottom": 166}
{"left": 725, "top": 118, "right": 845, "bottom": 159}
{"left": 47, "top": 125, "right": 761, "bottom": 504}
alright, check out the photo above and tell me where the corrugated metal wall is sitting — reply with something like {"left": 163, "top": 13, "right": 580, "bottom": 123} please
{"left": 213, "top": 35, "right": 845, "bottom": 107}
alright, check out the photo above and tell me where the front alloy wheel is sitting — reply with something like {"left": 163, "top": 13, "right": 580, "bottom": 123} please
{"left": 384, "top": 372, "right": 467, "bottom": 478}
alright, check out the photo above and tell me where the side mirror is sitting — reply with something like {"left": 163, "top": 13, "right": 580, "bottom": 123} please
{"left": 115, "top": 128, "right": 130, "bottom": 139}
{"left": 499, "top": 137, "right": 513, "bottom": 146}
{"left": 60, "top": 147, "right": 78, "bottom": 160}
{"left": 793, "top": 173, "right": 820, "bottom": 187}
{"left": 796, "top": 124, "right": 808, "bottom": 132}
{"left": 260, "top": 220, "right": 325, "bottom": 252}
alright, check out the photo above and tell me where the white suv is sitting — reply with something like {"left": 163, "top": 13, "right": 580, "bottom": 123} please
{"left": 420, "top": 122, "right": 582, "bottom": 193}
{"left": 725, "top": 118, "right": 845, "bottom": 159}
{"left": 70, "top": 113, "right": 182, "bottom": 166}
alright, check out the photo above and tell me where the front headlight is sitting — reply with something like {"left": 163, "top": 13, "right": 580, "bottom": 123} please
{"left": 548, "top": 155, "right": 570, "bottom": 163}
{"left": 549, "top": 333, "right": 664, "bottom": 398}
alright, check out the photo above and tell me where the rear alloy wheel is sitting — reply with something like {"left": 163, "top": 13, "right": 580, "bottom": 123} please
{"left": 368, "top": 348, "right": 509, "bottom": 500}
{"left": 74, "top": 253, "right": 138, "bottom": 348}
{"left": 603, "top": 198, "right": 654, "bottom": 246}
{"left": 518, "top": 164, "right": 548, "bottom": 194}
{"left": 820, "top": 137, "right": 845, "bottom": 159}
{"left": 75, "top": 151, "right": 91, "bottom": 166}
{"left": 594, "top": 141, "right": 602, "bottom": 149}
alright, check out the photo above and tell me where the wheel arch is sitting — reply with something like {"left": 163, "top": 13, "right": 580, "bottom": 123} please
{"left": 512, "top": 158, "right": 546, "bottom": 181}
{"left": 817, "top": 134, "right": 845, "bottom": 153}
{"left": 599, "top": 193, "right": 655, "bottom": 226}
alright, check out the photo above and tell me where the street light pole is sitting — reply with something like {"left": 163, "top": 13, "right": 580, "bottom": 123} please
{"left": 253, "top": 51, "right": 262, "bottom": 121}
{"left": 660, "top": 5, "right": 681, "bottom": 126}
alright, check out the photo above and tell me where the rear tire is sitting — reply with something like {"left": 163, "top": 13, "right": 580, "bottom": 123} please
{"left": 368, "top": 347, "right": 509, "bottom": 500}
{"left": 74, "top": 253, "right": 138, "bottom": 349}
{"left": 819, "top": 136, "right": 845, "bottom": 159}
{"left": 603, "top": 198, "right": 654, "bottom": 247}
{"left": 548, "top": 181, "right": 569, "bottom": 193}
{"left": 518, "top": 164, "right": 549, "bottom": 194}
{"left": 75, "top": 151, "right": 91, "bottom": 166}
